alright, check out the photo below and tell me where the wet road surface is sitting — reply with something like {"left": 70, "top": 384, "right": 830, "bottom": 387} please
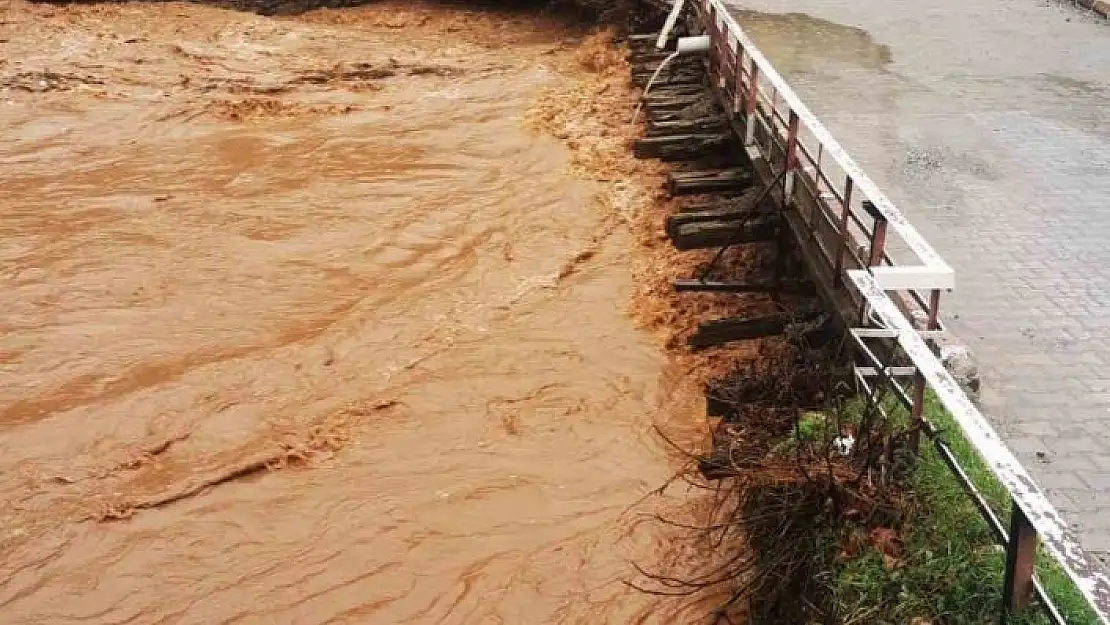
{"left": 725, "top": 0, "right": 1110, "bottom": 560}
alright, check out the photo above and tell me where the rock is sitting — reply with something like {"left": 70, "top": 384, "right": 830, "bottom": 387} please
{"left": 905, "top": 308, "right": 981, "bottom": 402}
{"left": 940, "top": 342, "right": 981, "bottom": 400}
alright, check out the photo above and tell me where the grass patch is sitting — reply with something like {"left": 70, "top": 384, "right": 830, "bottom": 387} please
{"left": 832, "top": 393, "right": 1100, "bottom": 625}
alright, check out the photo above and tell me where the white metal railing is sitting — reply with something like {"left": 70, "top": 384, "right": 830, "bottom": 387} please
{"left": 687, "top": 0, "right": 1110, "bottom": 620}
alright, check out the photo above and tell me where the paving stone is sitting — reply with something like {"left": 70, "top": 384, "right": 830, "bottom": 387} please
{"left": 1006, "top": 436, "right": 1049, "bottom": 456}
{"left": 1039, "top": 455, "right": 1100, "bottom": 474}
{"left": 1081, "top": 474, "right": 1110, "bottom": 492}
{"left": 1012, "top": 420, "right": 1060, "bottom": 438}
{"left": 1039, "top": 471, "right": 1089, "bottom": 491}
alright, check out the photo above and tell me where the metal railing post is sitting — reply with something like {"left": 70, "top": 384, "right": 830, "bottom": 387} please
{"left": 1003, "top": 501, "right": 1038, "bottom": 615}
{"left": 706, "top": 5, "right": 718, "bottom": 82}
{"left": 863, "top": 200, "right": 888, "bottom": 269}
{"left": 733, "top": 48, "right": 745, "bottom": 114}
{"left": 832, "top": 178, "right": 854, "bottom": 286}
{"left": 908, "top": 288, "right": 941, "bottom": 452}
{"left": 783, "top": 110, "right": 800, "bottom": 204}
{"left": 858, "top": 200, "right": 890, "bottom": 374}
{"left": 744, "top": 57, "right": 759, "bottom": 146}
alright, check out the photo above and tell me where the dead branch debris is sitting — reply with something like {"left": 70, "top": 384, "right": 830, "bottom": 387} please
{"left": 633, "top": 330, "right": 916, "bottom": 624}
{"left": 630, "top": 183, "right": 914, "bottom": 619}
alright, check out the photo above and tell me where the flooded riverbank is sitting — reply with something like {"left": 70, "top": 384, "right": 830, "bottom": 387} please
{"left": 0, "top": 1, "right": 715, "bottom": 621}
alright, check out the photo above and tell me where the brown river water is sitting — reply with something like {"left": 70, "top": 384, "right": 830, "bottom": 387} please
{"left": 0, "top": 2, "right": 712, "bottom": 622}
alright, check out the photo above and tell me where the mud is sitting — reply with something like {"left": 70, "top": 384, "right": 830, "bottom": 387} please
{"left": 0, "top": 1, "right": 722, "bottom": 622}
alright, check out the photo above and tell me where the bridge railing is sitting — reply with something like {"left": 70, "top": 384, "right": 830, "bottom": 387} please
{"left": 692, "top": 0, "right": 1110, "bottom": 621}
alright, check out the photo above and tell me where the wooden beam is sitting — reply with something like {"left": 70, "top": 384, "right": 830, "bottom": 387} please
{"left": 675, "top": 191, "right": 758, "bottom": 213}
{"left": 640, "top": 84, "right": 707, "bottom": 100}
{"left": 643, "top": 93, "right": 705, "bottom": 111}
{"left": 666, "top": 205, "right": 764, "bottom": 236}
{"left": 631, "top": 58, "right": 703, "bottom": 75}
{"left": 667, "top": 169, "right": 753, "bottom": 196}
{"left": 633, "top": 133, "right": 734, "bottom": 161}
{"left": 688, "top": 314, "right": 786, "bottom": 349}
{"left": 669, "top": 215, "right": 777, "bottom": 250}
{"left": 632, "top": 70, "right": 705, "bottom": 89}
{"left": 674, "top": 279, "right": 816, "bottom": 295}
{"left": 645, "top": 116, "right": 728, "bottom": 137}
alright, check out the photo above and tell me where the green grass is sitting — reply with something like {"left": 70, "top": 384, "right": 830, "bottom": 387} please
{"left": 830, "top": 393, "right": 1101, "bottom": 625}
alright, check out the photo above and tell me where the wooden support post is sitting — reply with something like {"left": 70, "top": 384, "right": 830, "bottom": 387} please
{"left": 669, "top": 215, "right": 778, "bottom": 250}
{"left": 633, "top": 133, "right": 734, "bottom": 161}
{"left": 644, "top": 93, "right": 708, "bottom": 111}
{"left": 674, "top": 279, "right": 815, "bottom": 295}
{"left": 645, "top": 116, "right": 729, "bottom": 137}
{"left": 631, "top": 58, "right": 702, "bottom": 74}
{"left": 666, "top": 204, "right": 763, "bottom": 237}
{"left": 667, "top": 169, "right": 753, "bottom": 196}
{"left": 909, "top": 289, "right": 941, "bottom": 453}
{"left": 641, "top": 84, "right": 708, "bottom": 100}
{"left": 1002, "top": 501, "right": 1038, "bottom": 614}
{"left": 688, "top": 314, "right": 787, "bottom": 349}
{"left": 632, "top": 70, "right": 705, "bottom": 89}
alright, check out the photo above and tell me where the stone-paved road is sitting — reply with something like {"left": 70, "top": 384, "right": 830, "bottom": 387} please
{"left": 723, "top": 1, "right": 1110, "bottom": 560}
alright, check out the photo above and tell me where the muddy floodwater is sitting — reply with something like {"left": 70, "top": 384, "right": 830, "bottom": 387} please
{"left": 0, "top": 2, "right": 699, "bottom": 622}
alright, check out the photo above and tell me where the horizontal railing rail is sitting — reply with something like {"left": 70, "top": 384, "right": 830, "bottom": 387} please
{"left": 686, "top": 0, "right": 1110, "bottom": 621}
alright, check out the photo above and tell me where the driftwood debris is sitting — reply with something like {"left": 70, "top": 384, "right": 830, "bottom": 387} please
{"left": 633, "top": 132, "right": 734, "bottom": 161}
{"left": 667, "top": 169, "right": 753, "bottom": 196}
{"left": 669, "top": 214, "right": 778, "bottom": 250}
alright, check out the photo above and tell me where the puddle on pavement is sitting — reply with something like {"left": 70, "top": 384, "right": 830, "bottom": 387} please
{"left": 730, "top": 10, "right": 893, "bottom": 75}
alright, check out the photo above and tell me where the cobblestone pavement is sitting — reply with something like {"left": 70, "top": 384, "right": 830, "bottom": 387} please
{"left": 724, "top": 0, "right": 1110, "bottom": 560}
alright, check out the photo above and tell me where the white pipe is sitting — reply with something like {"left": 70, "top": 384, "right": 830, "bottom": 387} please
{"left": 630, "top": 51, "right": 679, "bottom": 124}
{"left": 675, "top": 35, "right": 711, "bottom": 55}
